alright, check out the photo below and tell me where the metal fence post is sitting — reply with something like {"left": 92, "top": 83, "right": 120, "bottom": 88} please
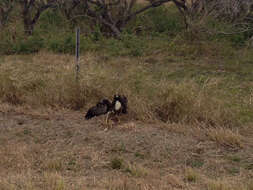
{"left": 75, "top": 27, "right": 80, "bottom": 82}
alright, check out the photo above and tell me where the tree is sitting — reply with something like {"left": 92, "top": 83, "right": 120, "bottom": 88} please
{"left": 19, "top": 0, "right": 57, "bottom": 35}
{"left": 57, "top": 0, "right": 178, "bottom": 38}
{"left": 56, "top": 0, "right": 81, "bottom": 24}
{"left": 0, "top": 0, "right": 14, "bottom": 29}
{"left": 172, "top": 0, "right": 253, "bottom": 33}
{"left": 83, "top": 0, "right": 179, "bottom": 38}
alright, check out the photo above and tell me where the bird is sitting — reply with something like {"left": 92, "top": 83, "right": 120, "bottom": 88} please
{"left": 85, "top": 95, "right": 128, "bottom": 126}
{"left": 111, "top": 94, "right": 128, "bottom": 115}
{"left": 85, "top": 99, "right": 112, "bottom": 120}
{"left": 106, "top": 94, "right": 128, "bottom": 125}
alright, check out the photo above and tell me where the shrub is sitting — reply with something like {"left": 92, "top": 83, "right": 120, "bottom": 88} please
{"left": 47, "top": 33, "right": 95, "bottom": 54}
{"left": 152, "top": 80, "right": 238, "bottom": 127}
{"left": 0, "top": 72, "right": 24, "bottom": 105}
{"left": 12, "top": 35, "right": 44, "bottom": 54}
{"left": 39, "top": 9, "right": 64, "bottom": 30}
{"left": 142, "top": 6, "right": 183, "bottom": 35}
{"left": 102, "top": 33, "right": 145, "bottom": 56}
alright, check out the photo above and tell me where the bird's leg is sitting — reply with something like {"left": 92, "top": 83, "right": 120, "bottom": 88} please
{"left": 117, "top": 115, "right": 120, "bottom": 124}
{"left": 103, "top": 113, "right": 109, "bottom": 131}
{"left": 106, "top": 111, "right": 115, "bottom": 130}
{"left": 113, "top": 115, "right": 120, "bottom": 124}
{"left": 105, "top": 112, "right": 110, "bottom": 125}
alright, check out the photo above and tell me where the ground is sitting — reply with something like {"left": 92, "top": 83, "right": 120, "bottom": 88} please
{"left": 1, "top": 2, "right": 253, "bottom": 189}
{"left": 0, "top": 104, "right": 253, "bottom": 190}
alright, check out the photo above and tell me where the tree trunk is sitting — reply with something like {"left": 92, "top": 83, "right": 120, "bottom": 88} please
{"left": 23, "top": 8, "right": 34, "bottom": 35}
{"left": 24, "top": 21, "right": 34, "bottom": 35}
{"left": 21, "top": 0, "right": 55, "bottom": 36}
{"left": 0, "top": 5, "right": 13, "bottom": 29}
{"left": 103, "top": 22, "right": 121, "bottom": 38}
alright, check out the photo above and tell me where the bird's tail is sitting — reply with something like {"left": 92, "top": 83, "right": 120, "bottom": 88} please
{"left": 85, "top": 111, "right": 94, "bottom": 120}
{"left": 121, "top": 95, "right": 128, "bottom": 114}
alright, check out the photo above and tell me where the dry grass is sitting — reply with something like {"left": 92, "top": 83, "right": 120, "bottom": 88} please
{"left": 43, "top": 172, "right": 67, "bottom": 190}
{"left": 206, "top": 128, "right": 243, "bottom": 149}
{"left": 153, "top": 79, "right": 237, "bottom": 127}
{"left": 0, "top": 52, "right": 241, "bottom": 127}
{"left": 184, "top": 167, "right": 200, "bottom": 183}
{"left": 205, "top": 179, "right": 253, "bottom": 190}
{"left": 0, "top": 52, "right": 253, "bottom": 189}
{"left": 0, "top": 106, "right": 253, "bottom": 190}
{"left": 124, "top": 162, "right": 149, "bottom": 177}
{"left": 0, "top": 172, "right": 68, "bottom": 190}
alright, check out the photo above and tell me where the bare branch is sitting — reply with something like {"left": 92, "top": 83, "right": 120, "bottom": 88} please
{"left": 0, "top": 0, "right": 14, "bottom": 28}
{"left": 19, "top": 0, "right": 57, "bottom": 35}
{"left": 126, "top": 0, "right": 171, "bottom": 22}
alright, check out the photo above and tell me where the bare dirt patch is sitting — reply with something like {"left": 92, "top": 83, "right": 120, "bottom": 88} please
{"left": 0, "top": 105, "right": 253, "bottom": 189}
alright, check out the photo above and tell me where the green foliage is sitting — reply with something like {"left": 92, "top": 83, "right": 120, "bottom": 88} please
{"left": 134, "top": 152, "right": 145, "bottom": 159}
{"left": 226, "top": 30, "right": 253, "bottom": 46}
{"left": 39, "top": 9, "right": 64, "bottom": 29}
{"left": 0, "top": 2, "right": 252, "bottom": 57}
{"left": 186, "top": 158, "right": 204, "bottom": 168}
{"left": 101, "top": 33, "right": 146, "bottom": 56}
{"left": 0, "top": 39, "right": 14, "bottom": 55}
{"left": 0, "top": 31, "right": 44, "bottom": 55}
{"left": 47, "top": 32, "right": 95, "bottom": 54}
{"left": 48, "top": 34, "right": 75, "bottom": 54}
{"left": 127, "top": 5, "right": 183, "bottom": 36}
{"left": 146, "top": 6, "right": 182, "bottom": 34}
{"left": 90, "top": 24, "right": 104, "bottom": 41}
{"left": 12, "top": 35, "right": 44, "bottom": 54}
{"left": 204, "top": 18, "right": 253, "bottom": 46}
{"left": 122, "top": 34, "right": 145, "bottom": 56}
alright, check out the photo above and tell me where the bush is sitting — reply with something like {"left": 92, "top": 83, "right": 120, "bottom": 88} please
{"left": 39, "top": 9, "right": 64, "bottom": 30}
{"left": 0, "top": 38, "right": 14, "bottom": 55}
{"left": 47, "top": 33, "right": 95, "bottom": 54}
{"left": 48, "top": 34, "right": 75, "bottom": 54}
{"left": 102, "top": 33, "right": 146, "bottom": 56}
{"left": 0, "top": 28, "right": 44, "bottom": 55}
{"left": 141, "top": 6, "right": 183, "bottom": 35}
{"left": 152, "top": 80, "right": 238, "bottom": 127}
{"left": 12, "top": 35, "right": 44, "bottom": 54}
{"left": 227, "top": 31, "right": 253, "bottom": 46}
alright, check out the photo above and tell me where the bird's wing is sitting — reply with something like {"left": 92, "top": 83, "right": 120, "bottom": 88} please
{"left": 120, "top": 95, "right": 128, "bottom": 114}
{"left": 85, "top": 106, "right": 96, "bottom": 119}
{"left": 96, "top": 103, "right": 108, "bottom": 115}
{"left": 122, "top": 95, "right": 128, "bottom": 104}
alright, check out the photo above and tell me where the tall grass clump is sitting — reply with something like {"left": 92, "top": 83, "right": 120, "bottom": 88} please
{"left": 151, "top": 80, "right": 238, "bottom": 127}
{"left": 0, "top": 71, "right": 25, "bottom": 105}
{"left": 0, "top": 55, "right": 102, "bottom": 109}
{"left": 80, "top": 59, "right": 239, "bottom": 127}
{"left": 0, "top": 72, "right": 100, "bottom": 110}
{"left": 0, "top": 53, "right": 243, "bottom": 127}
